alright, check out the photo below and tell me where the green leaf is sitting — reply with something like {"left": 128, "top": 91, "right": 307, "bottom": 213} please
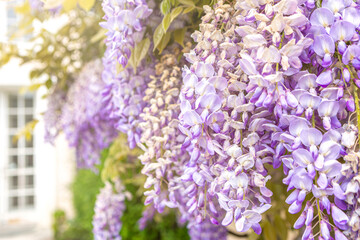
{"left": 78, "top": 0, "right": 96, "bottom": 11}
{"left": 15, "top": 1, "right": 31, "bottom": 14}
{"left": 157, "top": 32, "right": 171, "bottom": 54}
{"left": 170, "top": 7, "right": 183, "bottom": 21}
{"left": 177, "top": 0, "right": 195, "bottom": 6}
{"left": 14, "top": 119, "right": 39, "bottom": 142}
{"left": 90, "top": 28, "right": 107, "bottom": 43}
{"left": 153, "top": 24, "right": 165, "bottom": 51}
{"left": 173, "top": 28, "right": 186, "bottom": 47}
{"left": 134, "top": 38, "right": 150, "bottom": 67}
{"left": 45, "top": 79, "right": 53, "bottom": 89}
{"left": 162, "top": 14, "right": 171, "bottom": 32}
{"left": 182, "top": 6, "right": 195, "bottom": 14}
{"left": 20, "top": 83, "right": 42, "bottom": 94}
{"left": 160, "top": 0, "right": 171, "bottom": 14}
{"left": 263, "top": 221, "right": 277, "bottom": 240}
{"left": 274, "top": 215, "right": 288, "bottom": 240}
{"left": 63, "top": 0, "right": 77, "bottom": 12}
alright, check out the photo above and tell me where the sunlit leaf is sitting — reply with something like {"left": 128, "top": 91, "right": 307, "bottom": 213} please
{"left": 15, "top": 1, "right": 31, "bottom": 14}
{"left": 90, "top": 28, "right": 107, "bottom": 43}
{"left": 134, "top": 38, "right": 151, "bottom": 67}
{"left": 162, "top": 13, "right": 171, "bottom": 32}
{"left": 63, "top": 0, "right": 77, "bottom": 11}
{"left": 157, "top": 31, "right": 171, "bottom": 54}
{"left": 174, "top": 28, "right": 185, "bottom": 47}
{"left": 153, "top": 24, "right": 165, "bottom": 51}
{"left": 14, "top": 119, "right": 39, "bottom": 143}
{"left": 263, "top": 220, "right": 277, "bottom": 240}
{"left": 160, "top": 0, "right": 171, "bottom": 14}
{"left": 170, "top": 7, "right": 183, "bottom": 21}
{"left": 20, "top": 83, "right": 43, "bottom": 94}
{"left": 183, "top": 6, "right": 195, "bottom": 14}
{"left": 78, "top": 0, "right": 95, "bottom": 11}
{"left": 177, "top": 0, "right": 195, "bottom": 7}
{"left": 274, "top": 215, "right": 288, "bottom": 240}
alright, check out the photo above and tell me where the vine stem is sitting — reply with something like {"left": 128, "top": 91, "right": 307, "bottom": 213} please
{"left": 353, "top": 84, "right": 360, "bottom": 149}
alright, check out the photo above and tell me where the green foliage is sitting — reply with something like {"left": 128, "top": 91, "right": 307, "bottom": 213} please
{"left": 153, "top": 0, "right": 213, "bottom": 53}
{"left": 52, "top": 168, "right": 103, "bottom": 240}
{"left": 53, "top": 142, "right": 190, "bottom": 240}
{"left": 4, "top": 1, "right": 105, "bottom": 95}
{"left": 120, "top": 176, "right": 190, "bottom": 240}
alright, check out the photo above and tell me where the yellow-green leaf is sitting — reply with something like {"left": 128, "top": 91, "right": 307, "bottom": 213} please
{"left": 78, "top": 0, "right": 95, "bottom": 11}
{"left": 177, "top": 0, "right": 195, "bottom": 7}
{"left": 183, "top": 6, "right": 195, "bottom": 14}
{"left": 274, "top": 215, "right": 288, "bottom": 240}
{"left": 20, "top": 83, "right": 42, "bottom": 94}
{"left": 173, "top": 28, "right": 185, "bottom": 47}
{"left": 15, "top": 1, "right": 31, "bottom": 14}
{"left": 263, "top": 221, "right": 277, "bottom": 240}
{"left": 153, "top": 24, "right": 165, "bottom": 51}
{"left": 134, "top": 38, "right": 150, "bottom": 67}
{"left": 170, "top": 7, "right": 183, "bottom": 21}
{"left": 63, "top": 0, "right": 77, "bottom": 11}
{"left": 162, "top": 13, "right": 171, "bottom": 32}
{"left": 160, "top": 0, "right": 171, "bottom": 14}
{"left": 14, "top": 119, "right": 39, "bottom": 143}
{"left": 157, "top": 31, "right": 171, "bottom": 54}
{"left": 90, "top": 28, "right": 107, "bottom": 43}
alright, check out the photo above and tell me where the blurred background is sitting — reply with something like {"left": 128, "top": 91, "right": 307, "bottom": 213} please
{"left": 0, "top": 1, "right": 76, "bottom": 239}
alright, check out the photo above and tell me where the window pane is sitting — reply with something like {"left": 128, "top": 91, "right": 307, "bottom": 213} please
{"left": 25, "top": 114, "right": 33, "bottom": 124}
{"left": 25, "top": 155, "right": 34, "bottom": 168}
{"left": 9, "top": 115, "right": 18, "bottom": 128}
{"left": 9, "top": 196, "right": 19, "bottom": 210}
{"left": 25, "top": 195, "right": 34, "bottom": 207}
{"left": 25, "top": 175, "right": 34, "bottom": 188}
{"left": 9, "top": 135, "right": 18, "bottom": 148}
{"left": 25, "top": 136, "right": 33, "bottom": 148}
{"left": 9, "top": 176, "right": 18, "bottom": 189}
{"left": 25, "top": 96, "right": 34, "bottom": 108}
{"left": 9, "top": 155, "right": 18, "bottom": 169}
{"left": 8, "top": 95, "right": 17, "bottom": 108}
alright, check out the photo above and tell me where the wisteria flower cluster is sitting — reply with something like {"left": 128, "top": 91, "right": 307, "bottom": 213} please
{"left": 61, "top": 60, "right": 119, "bottom": 168}
{"left": 100, "top": 0, "right": 156, "bottom": 149}
{"left": 93, "top": 180, "right": 128, "bottom": 240}
{"left": 44, "top": 60, "right": 118, "bottom": 169}
{"left": 40, "top": 0, "right": 360, "bottom": 238}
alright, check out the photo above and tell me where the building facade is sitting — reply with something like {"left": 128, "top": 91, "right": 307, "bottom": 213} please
{"left": 0, "top": 2, "right": 75, "bottom": 239}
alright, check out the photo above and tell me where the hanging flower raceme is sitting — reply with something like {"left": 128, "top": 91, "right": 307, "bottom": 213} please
{"left": 93, "top": 180, "right": 128, "bottom": 240}
{"left": 44, "top": 87, "right": 66, "bottom": 144}
{"left": 138, "top": 52, "right": 188, "bottom": 213}
{"left": 61, "top": 60, "right": 118, "bottom": 169}
{"left": 100, "top": 0, "right": 152, "bottom": 68}
{"left": 178, "top": 0, "right": 312, "bottom": 233}
{"left": 342, "top": 151, "right": 360, "bottom": 239}
{"left": 188, "top": 218, "right": 228, "bottom": 240}
{"left": 100, "top": 0, "right": 156, "bottom": 149}
{"left": 269, "top": 0, "right": 360, "bottom": 238}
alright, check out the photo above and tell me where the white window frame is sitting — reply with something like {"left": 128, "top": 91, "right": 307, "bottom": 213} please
{"left": 0, "top": 91, "right": 37, "bottom": 224}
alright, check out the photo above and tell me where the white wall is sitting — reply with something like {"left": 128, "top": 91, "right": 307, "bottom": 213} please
{"left": 0, "top": 56, "right": 75, "bottom": 240}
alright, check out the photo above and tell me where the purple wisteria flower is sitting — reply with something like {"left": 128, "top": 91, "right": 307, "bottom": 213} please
{"left": 188, "top": 218, "right": 227, "bottom": 240}
{"left": 100, "top": 0, "right": 155, "bottom": 149}
{"left": 93, "top": 180, "right": 128, "bottom": 240}
{"left": 178, "top": 0, "right": 360, "bottom": 238}
{"left": 179, "top": 0, "right": 311, "bottom": 234}
{"left": 43, "top": 87, "right": 66, "bottom": 144}
{"left": 139, "top": 52, "right": 190, "bottom": 214}
{"left": 61, "top": 60, "right": 118, "bottom": 168}
{"left": 100, "top": 0, "right": 152, "bottom": 68}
